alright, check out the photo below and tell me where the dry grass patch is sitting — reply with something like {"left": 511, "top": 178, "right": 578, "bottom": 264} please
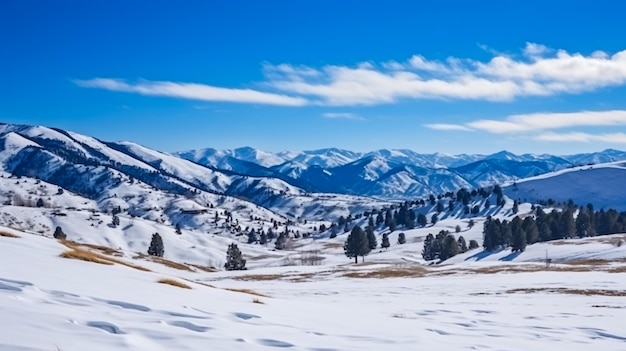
{"left": 343, "top": 267, "right": 427, "bottom": 279}
{"left": 564, "top": 259, "right": 609, "bottom": 266}
{"left": 60, "top": 241, "right": 151, "bottom": 272}
{"left": 548, "top": 240, "right": 588, "bottom": 246}
{"left": 60, "top": 248, "right": 114, "bottom": 265}
{"left": 252, "top": 298, "right": 265, "bottom": 304}
{"left": 0, "top": 231, "right": 20, "bottom": 238}
{"left": 608, "top": 266, "right": 626, "bottom": 273}
{"left": 322, "top": 242, "right": 345, "bottom": 249}
{"left": 223, "top": 287, "right": 270, "bottom": 297}
{"left": 188, "top": 263, "right": 218, "bottom": 273}
{"left": 75, "top": 242, "right": 121, "bottom": 256}
{"left": 158, "top": 278, "right": 192, "bottom": 289}
{"left": 233, "top": 274, "right": 283, "bottom": 281}
{"left": 507, "top": 287, "right": 626, "bottom": 297}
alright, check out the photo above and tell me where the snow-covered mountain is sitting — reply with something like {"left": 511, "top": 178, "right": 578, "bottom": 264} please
{"left": 0, "top": 123, "right": 389, "bottom": 225}
{"left": 177, "top": 145, "right": 626, "bottom": 199}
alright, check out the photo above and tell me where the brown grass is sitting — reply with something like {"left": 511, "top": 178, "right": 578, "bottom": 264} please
{"left": 0, "top": 231, "right": 19, "bottom": 238}
{"left": 342, "top": 267, "right": 427, "bottom": 279}
{"left": 252, "top": 298, "right": 265, "bottom": 304}
{"left": 134, "top": 253, "right": 198, "bottom": 272}
{"left": 507, "top": 287, "right": 626, "bottom": 297}
{"left": 322, "top": 242, "right": 344, "bottom": 249}
{"left": 223, "top": 287, "right": 270, "bottom": 297}
{"left": 60, "top": 241, "right": 151, "bottom": 272}
{"left": 188, "top": 263, "right": 218, "bottom": 273}
{"left": 60, "top": 248, "right": 114, "bottom": 265}
{"left": 158, "top": 278, "right": 192, "bottom": 289}
{"left": 233, "top": 274, "right": 284, "bottom": 281}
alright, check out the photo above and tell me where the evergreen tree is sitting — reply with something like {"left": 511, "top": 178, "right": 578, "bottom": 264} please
{"left": 388, "top": 218, "right": 397, "bottom": 232}
{"left": 224, "top": 243, "right": 246, "bottom": 270}
{"left": 512, "top": 200, "right": 519, "bottom": 214}
{"left": 455, "top": 225, "right": 461, "bottom": 233}
{"left": 368, "top": 216, "right": 375, "bottom": 229}
{"left": 457, "top": 235, "right": 468, "bottom": 253}
{"left": 511, "top": 227, "right": 527, "bottom": 252}
{"left": 436, "top": 202, "right": 444, "bottom": 213}
{"left": 397, "top": 232, "right": 406, "bottom": 244}
{"left": 468, "top": 219, "right": 475, "bottom": 228}
{"left": 559, "top": 209, "right": 576, "bottom": 239}
{"left": 431, "top": 213, "right": 438, "bottom": 225}
{"left": 376, "top": 211, "right": 384, "bottom": 226}
{"left": 523, "top": 216, "right": 539, "bottom": 244}
{"left": 468, "top": 239, "right": 479, "bottom": 250}
{"left": 275, "top": 233, "right": 288, "bottom": 250}
{"left": 247, "top": 229, "right": 257, "bottom": 244}
{"left": 417, "top": 213, "right": 427, "bottom": 227}
{"left": 343, "top": 225, "right": 370, "bottom": 264}
{"left": 111, "top": 215, "right": 120, "bottom": 227}
{"left": 259, "top": 231, "right": 267, "bottom": 245}
{"left": 148, "top": 233, "right": 164, "bottom": 257}
{"left": 381, "top": 233, "right": 390, "bottom": 250}
{"left": 440, "top": 234, "right": 460, "bottom": 261}
{"left": 53, "top": 226, "right": 66, "bottom": 240}
{"left": 175, "top": 223, "right": 181, "bottom": 234}
{"left": 472, "top": 205, "right": 480, "bottom": 214}
{"left": 448, "top": 201, "right": 454, "bottom": 212}
{"left": 365, "top": 225, "right": 377, "bottom": 250}
{"left": 422, "top": 233, "right": 435, "bottom": 260}
{"left": 36, "top": 198, "right": 44, "bottom": 208}
{"left": 575, "top": 210, "right": 591, "bottom": 238}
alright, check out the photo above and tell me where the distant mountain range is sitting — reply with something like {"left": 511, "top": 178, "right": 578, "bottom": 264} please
{"left": 177, "top": 146, "right": 626, "bottom": 199}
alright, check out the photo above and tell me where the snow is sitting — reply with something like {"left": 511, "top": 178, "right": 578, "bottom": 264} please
{"left": 2, "top": 223, "right": 626, "bottom": 351}
{"left": 504, "top": 162, "right": 626, "bottom": 210}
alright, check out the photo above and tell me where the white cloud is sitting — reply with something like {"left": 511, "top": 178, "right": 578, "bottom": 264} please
{"left": 467, "top": 110, "right": 626, "bottom": 133}
{"left": 74, "top": 78, "right": 308, "bottom": 106}
{"left": 76, "top": 43, "right": 626, "bottom": 107}
{"left": 264, "top": 43, "right": 626, "bottom": 105}
{"left": 322, "top": 112, "right": 363, "bottom": 120}
{"left": 423, "top": 123, "right": 474, "bottom": 131}
{"left": 536, "top": 132, "right": 626, "bottom": 143}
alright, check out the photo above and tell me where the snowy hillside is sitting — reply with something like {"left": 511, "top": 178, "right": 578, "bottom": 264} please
{"left": 504, "top": 161, "right": 626, "bottom": 211}
{"left": 3, "top": 204, "right": 626, "bottom": 350}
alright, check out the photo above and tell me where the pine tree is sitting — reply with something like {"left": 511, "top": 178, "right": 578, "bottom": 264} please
{"left": 175, "top": 223, "right": 182, "bottom": 234}
{"left": 112, "top": 215, "right": 120, "bottom": 227}
{"left": 512, "top": 200, "right": 519, "bottom": 214}
{"left": 468, "top": 239, "right": 479, "bottom": 250}
{"left": 148, "top": 233, "right": 164, "bottom": 257}
{"left": 397, "top": 232, "right": 406, "bottom": 244}
{"left": 431, "top": 213, "right": 438, "bottom": 225}
{"left": 224, "top": 243, "right": 246, "bottom": 270}
{"left": 523, "top": 216, "right": 539, "bottom": 244}
{"left": 344, "top": 225, "right": 370, "bottom": 264}
{"left": 511, "top": 227, "right": 527, "bottom": 252}
{"left": 275, "top": 233, "right": 288, "bottom": 250}
{"left": 422, "top": 233, "right": 435, "bottom": 260}
{"left": 53, "top": 226, "right": 66, "bottom": 240}
{"left": 417, "top": 213, "right": 427, "bottom": 227}
{"left": 381, "top": 233, "right": 390, "bottom": 250}
{"left": 259, "top": 231, "right": 267, "bottom": 245}
{"left": 457, "top": 235, "right": 468, "bottom": 253}
{"left": 365, "top": 225, "right": 377, "bottom": 250}
{"left": 247, "top": 229, "right": 257, "bottom": 244}
{"left": 36, "top": 198, "right": 44, "bottom": 208}
{"left": 455, "top": 225, "right": 461, "bottom": 233}
{"left": 388, "top": 218, "right": 397, "bottom": 232}
{"left": 440, "top": 234, "right": 460, "bottom": 261}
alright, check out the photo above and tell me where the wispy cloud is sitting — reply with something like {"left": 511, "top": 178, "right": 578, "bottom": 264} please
{"left": 536, "top": 132, "right": 626, "bottom": 143}
{"left": 424, "top": 123, "right": 474, "bottom": 131}
{"left": 75, "top": 43, "right": 626, "bottom": 107}
{"left": 322, "top": 112, "right": 363, "bottom": 120}
{"left": 74, "top": 78, "right": 308, "bottom": 106}
{"left": 424, "top": 110, "right": 626, "bottom": 144}
{"left": 264, "top": 43, "right": 626, "bottom": 105}
{"left": 467, "top": 110, "right": 626, "bottom": 133}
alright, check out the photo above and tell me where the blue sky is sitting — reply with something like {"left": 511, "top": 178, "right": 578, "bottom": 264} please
{"left": 2, "top": 0, "right": 626, "bottom": 155}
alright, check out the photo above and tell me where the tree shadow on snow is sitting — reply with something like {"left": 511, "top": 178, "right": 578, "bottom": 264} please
{"left": 465, "top": 247, "right": 505, "bottom": 261}
{"left": 499, "top": 251, "right": 522, "bottom": 262}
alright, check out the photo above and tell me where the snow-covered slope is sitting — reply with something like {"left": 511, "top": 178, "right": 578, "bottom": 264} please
{"left": 504, "top": 162, "right": 626, "bottom": 211}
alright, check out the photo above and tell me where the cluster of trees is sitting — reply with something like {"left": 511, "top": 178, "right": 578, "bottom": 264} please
{"left": 483, "top": 204, "right": 626, "bottom": 252}
{"left": 421, "top": 230, "right": 479, "bottom": 262}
